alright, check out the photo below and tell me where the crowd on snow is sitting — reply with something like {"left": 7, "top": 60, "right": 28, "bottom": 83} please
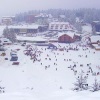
{"left": 22, "top": 43, "right": 100, "bottom": 79}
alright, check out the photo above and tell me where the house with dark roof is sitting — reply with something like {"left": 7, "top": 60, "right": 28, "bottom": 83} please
{"left": 49, "top": 22, "right": 74, "bottom": 31}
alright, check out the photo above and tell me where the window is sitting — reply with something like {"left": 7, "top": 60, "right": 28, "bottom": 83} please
{"left": 4, "top": 41, "right": 8, "bottom": 42}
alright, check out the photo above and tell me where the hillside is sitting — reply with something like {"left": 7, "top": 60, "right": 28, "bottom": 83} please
{"left": 0, "top": 41, "right": 100, "bottom": 100}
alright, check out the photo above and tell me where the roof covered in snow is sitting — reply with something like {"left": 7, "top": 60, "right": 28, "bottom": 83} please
{"left": 17, "top": 36, "right": 47, "bottom": 42}
{"left": 58, "top": 32, "right": 75, "bottom": 38}
{"left": 92, "top": 44, "right": 100, "bottom": 49}
{"left": 8, "top": 24, "right": 39, "bottom": 29}
{"left": 49, "top": 22, "right": 70, "bottom": 25}
{"left": 90, "top": 35, "right": 100, "bottom": 42}
{"left": 96, "top": 32, "right": 100, "bottom": 35}
{"left": 57, "top": 31, "right": 76, "bottom": 38}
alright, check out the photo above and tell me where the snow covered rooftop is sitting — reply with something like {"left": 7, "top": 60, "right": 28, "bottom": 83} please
{"left": 58, "top": 31, "right": 80, "bottom": 38}
{"left": 92, "top": 44, "right": 100, "bottom": 49}
{"left": 92, "top": 21, "right": 100, "bottom": 23}
{"left": 90, "top": 35, "right": 100, "bottom": 42}
{"left": 2, "top": 16, "right": 15, "bottom": 18}
{"left": 49, "top": 22, "right": 69, "bottom": 25}
{"left": 96, "top": 32, "right": 100, "bottom": 35}
{"left": 58, "top": 31, "right": 75, "bottom": 38}
{"left": 17, "top": 36, "right": 47, "bottom": 42}
{"left": 8, "top": 24, "right": 39, "bottom": 29}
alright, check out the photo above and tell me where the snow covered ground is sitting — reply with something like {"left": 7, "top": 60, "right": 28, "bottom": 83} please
{"left": 82, "top": 24, "right": 92, "bottom": 34}
{"left": 0, "top": 41, "right": 100, "bottom": 100}
{"left": 0, "top": 24, "right": 100, "bottom": 100}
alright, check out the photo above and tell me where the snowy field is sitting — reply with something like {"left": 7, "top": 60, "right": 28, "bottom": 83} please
{"left": 0, "top": 41, "right": 100, "bottom": 100}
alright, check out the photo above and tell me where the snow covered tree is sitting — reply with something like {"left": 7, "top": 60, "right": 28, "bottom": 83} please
{"left": 3, "top": 26, "right": 9, "bottom": 38}
{"left": 73, "top": 71, "right": 88, "bottom": 91}
{"left": 3, "top": 26, "right": 16, "bottom": 43}
{"left": 90, "top": 78, "right": 100, "bottom": 92}
{"left": 9, "top": 29, "right": 16, "bottom": 43}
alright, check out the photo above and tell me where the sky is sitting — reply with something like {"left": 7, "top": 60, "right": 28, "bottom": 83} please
{"left": 0, "top": 0, "right": 100, "bottom": 17}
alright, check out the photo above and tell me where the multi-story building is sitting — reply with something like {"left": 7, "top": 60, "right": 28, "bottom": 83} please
{"left": 8, "top": 24, "right": 48, "bottom": 35}
{"left": 49, "top": 22, "right": 74, "bottom": 31}
{"left": 2, "top": 16, "right": 15, "bottom": 25}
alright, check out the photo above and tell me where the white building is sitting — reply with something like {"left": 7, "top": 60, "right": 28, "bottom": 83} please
{"left": 2, "top": 16, "right": 15, "bottom": 25}
{"left": 49, "top": 22, "right": 74, "bottom": 31}
{"left": 89, "top": 35, "right": 100, "bottom": 50}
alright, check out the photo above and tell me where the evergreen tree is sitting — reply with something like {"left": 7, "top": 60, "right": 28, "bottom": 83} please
{"left": 73, "top": 71, "right": 88, "bottom": 91}
{"left": 3, "top": 26, "right": 9, "bottom": 38}
{"left": 90, "top": 78, "right": 100, "bottom": 92}
{"left": 15, "top": 8, "right": 100, "bottom": 24}
{"left": 3, "top": 26, "right": 16, "bottom": 43}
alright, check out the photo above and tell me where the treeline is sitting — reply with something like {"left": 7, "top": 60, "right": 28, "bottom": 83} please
{"left": 15, "top": 8, "right": 100, "bottom": 24}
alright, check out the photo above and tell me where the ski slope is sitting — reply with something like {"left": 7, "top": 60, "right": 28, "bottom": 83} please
{"left": 0, "top": 42, "right": 100, "bottom": 100}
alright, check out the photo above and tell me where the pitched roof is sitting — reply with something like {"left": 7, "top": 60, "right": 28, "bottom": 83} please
{"left": 90, "top": 35, "right": 100, "bottom": 42}
{"left": 58, "top": 31, "right": 75, "bottom": 38}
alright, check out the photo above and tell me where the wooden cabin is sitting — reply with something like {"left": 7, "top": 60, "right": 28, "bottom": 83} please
{"left": 58, "top": 32, "right": 81, "bottom": 43}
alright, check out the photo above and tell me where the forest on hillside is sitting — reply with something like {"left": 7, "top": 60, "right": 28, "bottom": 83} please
{"left": 15, "top": 8, "right": 100, "bottom": 24}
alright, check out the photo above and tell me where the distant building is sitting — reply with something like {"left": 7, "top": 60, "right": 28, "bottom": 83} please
{"left": 8, "top": 24, "right": 48, "bottom": 35}
{"left": 89, "top": 35, "right": 100, "bottom": 44}
{"left": 35, "top": 13, "right": 48, "bottom": 18}
{"left": 25, "top": 14, "right": 35, "bottom": 23}
{"left": 48, "top": 18, "right": 59, "bottom": 23}
{"left": 2, "top": 16, "right": 15, "bottom": 25}
{"left": 89, "top": 35, "right": 100, "bottom": 50}
{"left": 49, "top": 22, "right": 74, "bottom": 31}
{"left": 9, "top": 24, "right": 39, "bottom": 35}
{"left": 92, "top": 21, "right": 100, "bottom": 35}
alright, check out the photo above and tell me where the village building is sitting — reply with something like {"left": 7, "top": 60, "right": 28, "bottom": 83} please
{"left": 91, "top": 21, "right": 100, "bottom": 35}
{"left": 8, "top": 24, "right": 48, "bottom": 35}
{"left": 49, "top": 22, "right": 74, "bottom": 31}
{"left": 2, "top": 16, "right": 15, "bottom": 25}
{"left": 89, "top": 35, "right": 100, "bottom": 44}
{"left": 25, "top": 14, "right": 35, "bottom": 23}
{"left": 16, "top": 36, "right": 48, "bottom": 43}
{"left": 58, "top": 32, "right": 81, "bottom": 43}
{"left": 89, "top": 35, "right": 100, "bottom": 50}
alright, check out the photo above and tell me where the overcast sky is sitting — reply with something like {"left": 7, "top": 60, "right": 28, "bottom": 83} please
{"left": 0, "top": 0, "right": 100, "bottom": 17}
